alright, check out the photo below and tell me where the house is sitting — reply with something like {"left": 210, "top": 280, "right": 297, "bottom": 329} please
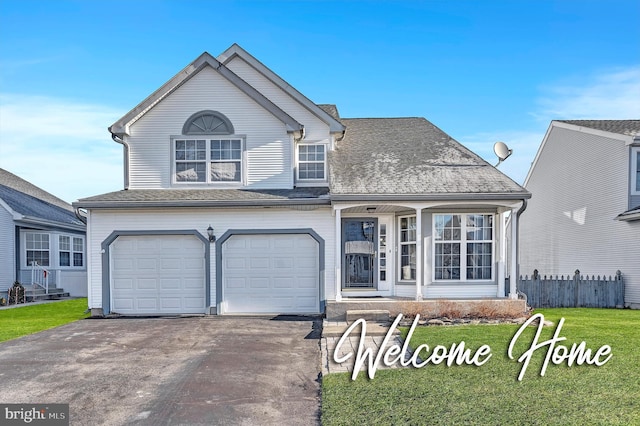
{"left": 0, "top": 168, "right": 87, "bottom": 298}
{"left": 519, "top": 120, "right": 640, "bottom": 308}
{"left": 74, "top": 44, "right": 530, "bottom": 317}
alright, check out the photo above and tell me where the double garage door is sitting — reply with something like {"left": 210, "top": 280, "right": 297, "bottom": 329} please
{"left": 110, "top": 233, "right": 319, "bottom": 315}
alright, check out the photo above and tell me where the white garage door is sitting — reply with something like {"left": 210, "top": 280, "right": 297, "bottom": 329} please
{"left": 222, "top": 234, "right": 319, "bottom": 314}
{"left": 111, "top": 235, "right": 205, "bottom": 315}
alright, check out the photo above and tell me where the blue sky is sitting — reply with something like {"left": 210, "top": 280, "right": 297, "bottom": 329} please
{"left": 1, "top": 0, "right": 639, "bottom": 203}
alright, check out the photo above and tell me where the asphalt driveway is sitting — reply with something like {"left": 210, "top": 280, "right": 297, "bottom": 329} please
{"left": 0, "top": 316, "right": 322, "bottom": 425}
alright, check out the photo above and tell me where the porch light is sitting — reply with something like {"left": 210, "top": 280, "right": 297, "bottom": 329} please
{"left": 207, "top": 225, "right": 216, "bottom": 243}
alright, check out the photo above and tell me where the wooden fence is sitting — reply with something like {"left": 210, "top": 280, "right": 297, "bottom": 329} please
{"left": 507, "top": 270, "right": 624, "bottom": 308}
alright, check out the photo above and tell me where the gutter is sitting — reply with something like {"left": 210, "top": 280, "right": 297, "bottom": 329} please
{"left": 330, "top": 192, "right": 532, "bottom": 202}
{"left": 110, "top": 132, "right": 130, "bottom": 190}
{"left": 515, "top": 198, "right": 528, "bottom": 285}
{"left": 73, "top": 198, "right": 332, "bottom": 209}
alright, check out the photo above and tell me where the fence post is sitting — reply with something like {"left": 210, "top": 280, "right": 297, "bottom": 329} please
{"left": 573, "top": 270, "right": 580, "bottom": 307}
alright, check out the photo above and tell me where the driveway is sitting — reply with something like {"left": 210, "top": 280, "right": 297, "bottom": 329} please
{"left": 0, "top": 316, "right": 322, "bottom": 425}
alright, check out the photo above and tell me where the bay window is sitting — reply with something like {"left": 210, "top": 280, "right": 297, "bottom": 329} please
{"left": 434, "top": 214, "right": 493, "bottom": 281}
{"left": 399, "top": 215, "right": 416, "bottom": 281}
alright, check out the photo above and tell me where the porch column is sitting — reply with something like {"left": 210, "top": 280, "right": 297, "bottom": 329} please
{"left": 334, "top": 207, "right": 342, "bottom": 302}
{"left": 497, "top": 211, "right": 506, "bottom": 297}
{"left": 509, "top": 208, "right": 518, "bottom": 299}
{"left": 415, "top": 207, "right": 423, "bottom": 301}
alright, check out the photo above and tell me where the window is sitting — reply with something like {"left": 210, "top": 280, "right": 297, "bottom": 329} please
{"left": 298, "top": 144, "right": 326, "bottom": 180}
{"left": 434, "top": 214, "right": 493, "bottom": 281}
{"left": 26, "top": 233, "right": 49, "bottom": 266}
{"left": 399, "top": 215, "right": 416, "bottom": 281}
{"left": 174, "top": 138, "right": 243, "bottom": 183}
{"left": 59, "top": 236, "right": 84, "bottom": 267}
{"left": 632, "top": 147, "right": 640, "bottom": 195}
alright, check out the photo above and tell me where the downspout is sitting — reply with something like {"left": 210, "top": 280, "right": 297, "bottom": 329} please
{"left": 111, "top": 132, "right": 130, "bottom": 190}
{"left": 515, "top": 198, "right": 528, "bottom": 292}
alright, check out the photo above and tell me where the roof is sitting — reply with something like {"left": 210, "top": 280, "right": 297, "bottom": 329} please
{"left": 217, "top": 44, "right": 345, "bottom": 134}
{"left": 109, "top": 51, "right": 303, "bottom": 137}
{"left": 329, "top": 117, "right": 529, "bottom": 199}
{"left": 0, "top": 169, "right": 85, "bottom": 228}
{"left": 555, "top": 120, "right": 640, "bottom": 137}
{"left": 74, "top": 187, "right": 330, "bottom": 208}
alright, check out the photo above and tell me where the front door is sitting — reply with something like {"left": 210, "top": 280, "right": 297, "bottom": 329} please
{"left": 342, "top": 218, "right": 377, "bottom": 289}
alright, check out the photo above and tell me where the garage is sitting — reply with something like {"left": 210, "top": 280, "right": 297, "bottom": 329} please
{"left": 111, "top": 235, "right": 206, "bottom": 315}
{"left": 222, "top": 233, "right": 320, "bottom": 314}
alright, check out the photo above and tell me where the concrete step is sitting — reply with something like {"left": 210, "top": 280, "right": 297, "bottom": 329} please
{"left": 346, "top": 309, "right": 390, "bottom": 323}
{"left": 322, "top": 321, "right": 398, "bottom": 337}
{"left": 26, "top": 292, "right": 70, "bottom": 302}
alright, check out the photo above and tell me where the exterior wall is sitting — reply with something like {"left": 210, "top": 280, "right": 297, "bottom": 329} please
{"left": 520, "top": 126, "right": 640, "bottom": 306}
{"left": 126, "top": 67, "right": 294, "bottom": 190}
{"left": 87, "top": 207, "right": 335, "bottom": 310}
{"left": 0, "top": 206, "right": 15, "bottom": 293}
{"left": 225, "top": 56, "right": 331, "bottom": 141}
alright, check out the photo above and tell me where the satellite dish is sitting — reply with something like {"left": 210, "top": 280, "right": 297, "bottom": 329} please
{"left": 493, "top": 141, "right": 513, "bottom": 166}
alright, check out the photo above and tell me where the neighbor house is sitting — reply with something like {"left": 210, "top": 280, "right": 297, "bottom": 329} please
{"left": 74, "top": 44, "right": 530, "bottom": 317}
{"left": 519, "top": 120, "right": 640, "bottom": 308}
{"left": 0, "top": 168, "right": 87, "bottom": 298}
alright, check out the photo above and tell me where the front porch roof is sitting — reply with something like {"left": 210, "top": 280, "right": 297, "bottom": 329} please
{"left": 329, "top": 117, "right": 530, "bottom": 198}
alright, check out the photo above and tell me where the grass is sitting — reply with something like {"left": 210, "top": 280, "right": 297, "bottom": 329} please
{"left": 0, "top": 298, "right": 90, "bottom": 342}
{"left": 322, "top": 308, "right": 640, "bottom": 425}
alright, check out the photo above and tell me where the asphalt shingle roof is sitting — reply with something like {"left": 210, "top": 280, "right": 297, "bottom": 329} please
{"left": 75, "top": 187, "right": 330, "bottom": 207}
{"left": 557, "top": 120, "right": 640, "bottom": 137}
{"left": 329, "top": 117, "right": 528, "bottom": 196}
{"left": 0, "top": 169, "right": 84, "bottom": 227}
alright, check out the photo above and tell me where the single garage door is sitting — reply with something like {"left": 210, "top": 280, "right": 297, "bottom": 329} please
{"left": 222, "top": 234, "right": 319, "bottom": 314}
{"left": 111, "top": 235, "right": 205, "bottom": 314}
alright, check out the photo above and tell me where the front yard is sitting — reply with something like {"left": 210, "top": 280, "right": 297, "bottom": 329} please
{"left": 0, "top": 298, "right": 89, "bottom": 342}
{"left": 322, "top": 308, "right": 640, "bottom": 425}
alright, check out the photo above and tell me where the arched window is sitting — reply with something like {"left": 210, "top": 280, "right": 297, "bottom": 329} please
{"left": 173, "top": 110, "right": 243, "bottom": 184}
{"left": 182, "top": 110, "right": 234, "bottom": 135}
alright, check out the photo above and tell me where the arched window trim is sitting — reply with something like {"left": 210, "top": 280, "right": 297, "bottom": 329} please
{"left": 182, "top": 110, "right": 235, "bottom": 135}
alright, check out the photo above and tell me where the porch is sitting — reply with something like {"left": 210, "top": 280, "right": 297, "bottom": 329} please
{"left": 325, "top": 296, "right": 528, "bottom": 322}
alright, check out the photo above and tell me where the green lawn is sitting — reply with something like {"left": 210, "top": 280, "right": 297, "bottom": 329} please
{"left": 0, "top": 298, "right": 90, "bottom": 342}
{"left": 322, "top": 308, "right": 640, "bottom": 425}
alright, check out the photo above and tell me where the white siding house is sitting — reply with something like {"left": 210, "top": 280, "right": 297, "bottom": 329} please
{"left": 75, "top": 44, "right": 530, "bottom": 317}
{"left": 520, "top": 120, "right": 640, "bottom": 308}
{"left": 0, "top": 168, "right": 87, "bottom": 298}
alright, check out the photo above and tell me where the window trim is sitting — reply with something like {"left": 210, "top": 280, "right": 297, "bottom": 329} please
{"left": 397, "top": 214, "right": 417, "bottom": 282}
{"left": 631, "top": 147, "right": 640, "bottom": 195}
{"left": 296, "top": 143, "right": 327, "bottom": 184}
{"left": 25, "top": 232, "right": 50, "bottom": 267}
{"left": 432, "top": 213, "right": 495, "bottom": 283}
{"left": 59, "top": 235, "right": 85, "bottom": 269}
{"left": 171, "top": 136, "right": 246, "bottom": 186}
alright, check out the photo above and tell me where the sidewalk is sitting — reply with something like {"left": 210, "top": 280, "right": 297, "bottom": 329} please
{"left": 0, "top": 297, "right": 76, "bottom": 310}
{"left": 320, "top": 319, "right": 415, "bottom": 376}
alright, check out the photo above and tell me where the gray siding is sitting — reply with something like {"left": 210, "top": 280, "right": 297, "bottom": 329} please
{"left": 520, "top": 126, "right": 640, "bottom": 306}
{"left": 0, "top": 206, "right": 15, "bottom": 292}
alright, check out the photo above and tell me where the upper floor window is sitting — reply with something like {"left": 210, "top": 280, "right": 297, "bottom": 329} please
{"left": 434, "top": 213, "right": 493, "bottom": 281}
{"left": 297, "top": 144, "right": 326, "bottom": 181}
{"left": 174, "top": 111, "right": 243, "bottom": 184}
{"left": 174, "top": 138, "right": 243, "bottom": 183}
{"left": 632, "top": 147, "right": 640, "bottom": 195}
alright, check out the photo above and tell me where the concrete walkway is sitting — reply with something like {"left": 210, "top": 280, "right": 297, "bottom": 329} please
{"left": 320, "top": 320, "right": 415, "bottom": 376}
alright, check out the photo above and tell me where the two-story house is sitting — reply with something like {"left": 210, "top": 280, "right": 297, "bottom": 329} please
{"left": 519, "top": 120, "right": 640, "bottom": 308}
{"left": 74, "top": 44, "right": 530, "bottom": 317}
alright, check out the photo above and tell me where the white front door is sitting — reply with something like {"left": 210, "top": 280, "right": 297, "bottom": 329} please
{"left": 222, "top": 234, "right": 320, "bottom": 314}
